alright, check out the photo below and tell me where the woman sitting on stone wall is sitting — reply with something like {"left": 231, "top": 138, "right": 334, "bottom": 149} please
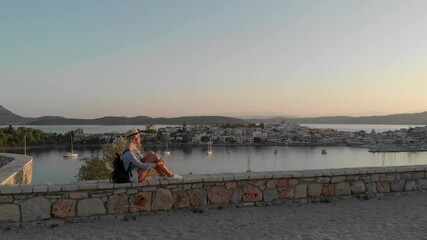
{"left": 122, "top": 128, "right": 182, "bottom": 182}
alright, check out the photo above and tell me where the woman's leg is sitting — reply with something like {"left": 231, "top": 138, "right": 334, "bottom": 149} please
{"left": 137, "top": 169, "right": 151, "bottom": 182}
{"left": 142, "top": 151, "right": 174, "bottom": 177}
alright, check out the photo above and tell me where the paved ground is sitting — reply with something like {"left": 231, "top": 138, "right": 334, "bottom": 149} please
{"left": 1, "top": 191, "right": 427, "bottom": 240}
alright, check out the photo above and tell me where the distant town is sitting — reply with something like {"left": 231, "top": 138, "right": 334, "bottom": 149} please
{"left": 71, "top": 123, "right": 427, "bottom": 152}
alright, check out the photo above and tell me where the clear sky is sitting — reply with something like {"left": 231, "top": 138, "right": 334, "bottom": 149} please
{"left": 1, "top": 0, "right": 427, "bottom": 119}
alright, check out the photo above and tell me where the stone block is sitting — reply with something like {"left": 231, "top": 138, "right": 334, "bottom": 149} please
{"left": 242, "top": 185, "right": 262, "bottom": 202}
{"left": 69, "top": 192, "right": 88, "bottom": 199}
{"left": 146, "top": 178, "right": 160, "bottom": 186}
{"left": 417, "top": 179, "right": 427, "bottom": 189}
{"left": 192, "top": 183, "right": 203, "bottom": 189}
{"left": 61, "top": 184, "right": 78, "bottom": 191}
{"left": 350, "top": 181, "right": 366, "bottom": 194}
{"left": 404, "top": 181, "right": 418, "bottom": 191}
{"left": 0, "top": 204, "right": 20, "bottom": 222}
{"left": 33, "top": 185, "right": 48, "bottom": 193}
{"left": 0, "top": 185, "right": 21, "bottom": 194}
{"left": 331, "top": 176, "right": 346, "bottom": 183}
{"left": 277, "top": 179, "right": 289, "bottom": 188}
{"left": 78, "top": 183, "right": 98, "bottom": 190}
{"left": 130, "top": 192, "right": 152, "bottom": 212}
{"left": 294, "top": 183, "right": 307, "bottom": 199}
{"left": 77, "top": 198, "right": 106, "bottom": 217}
{"left": 203, "top": 175, "right": 223, "bottom": 182}
{"left": 279, "top": 188, "right": 294, "bottom": 199}
{"left": 234, "top": 173, "right": 250, "bottom": 181}
{"left": 401, "top": 173, "right": 412, "bottom": 180}
{"left": 266, "top": 179, "right": 278, "bottom": 188}
{"left": 380, "top": 174, "right": 398, "bottom": 182}
{"left": 173, "top": 191, "right": 190, "bottom": 209}
{"left": 335, "top": 182, "right": 350, "bottom": 196}
{"left": 291, "top": 172, "right": 303, "bottom": 178}
{"left": 107, "top": 195, "right": 129, "bottom": 214}
{"left": 263, "top": 189, "right": 279, "bottom": 203}
{"left": 225, "top": 181, "right": 238, "bottom": 189}
{"left": 208, "top": 186, "right": 231, "bottom": 205}
{"left": 376, "top": 182, "right": 390, "bottom": 193}
{"left": 114, "top": 189, "right": 126, "bottom": 195}
{"left": 390, "top": 180, "right": 405, "bottom": 192}
{"left": 251, "top": 180, "right": 266, "bottom": 187}
{"left": 301, "top": 170, "right": 316, "bottom": 178}
{"left": 98, "top": 183, "right": 114, "bottom": 189}
{"left": 413, "top": 172, "right": 425, "bottom": 179}
{"left": 316, "top": 177, "right": 331, "bottom": 183}
{"left": 52, "top": 199, "right": 76, "bottom": 218}
{"left": 248, "top": 172, "right": 265, "bottom": 180}
{"left": 152, "top": 188, "right": 174, "bottom": 211}
{"left": 0, "top": 196, "right": 13, "bottom": 203}
{"left": 322, "top": 184, "right": 335, "bottom": 196}
{"left": 307, "top": 183, "right": 323, "bottom": 197}
{"left": 222, "top": 174, "right": 235, "bottom": 181}
{"left": 346, "top": 175, "right": 359, "bottom": 181}
{"left": 231, "top": 188, "right": 243, "bottom": 205}
{"left": 365, "top": 182, "right": 377, "bottom": 193}
{"left": 359, "top": 175, "right": 371, "bottom": 181}
{"left": 302, "top": 177, "right": 316, "bottom": 182}
{"left": 20, "top": 184, "right": 33, "bottom": 193}
{"left": 182, "top": 177, "right": 202, "bottom": 184}
{"left": 371, "top": 174, "right": 380, "bottom": 182}
{"left": 48, "top": 184, "right": 63, "bottom": 192}
{"left": 21, "top": 196, "right": 51, "bottom": 222}
{"left": 288, "top": 178, "right": 300, "bottom": 187}
{"left": 188, "top": 189, "right": 207, "bottom": 207}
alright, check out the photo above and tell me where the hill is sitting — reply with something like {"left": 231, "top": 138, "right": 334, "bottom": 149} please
{"left": 0, "top": 106, "right": 248, "bottom": 125}
{"left": 0, "top": 105, "right": 34, "bottom": 124}
{"left": 249, "top": 112, "right": 427, "bottom": 125}
{"left": 1, "top": 105, "right": 427, "bottom": 125}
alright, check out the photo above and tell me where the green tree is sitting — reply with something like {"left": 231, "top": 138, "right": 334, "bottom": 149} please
{"left": 77, "top": 138, "right": 126, "bottom": 181}
{"left": 77, "top": 138, "right": 158, "bottom": 181}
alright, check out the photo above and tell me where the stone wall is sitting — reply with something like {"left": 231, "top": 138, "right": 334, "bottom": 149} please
{"left": 0, "top": 165, "right": 426, "bottom": 227}
{"left": 0, "top": 153, "right": 32, "bottom": 185}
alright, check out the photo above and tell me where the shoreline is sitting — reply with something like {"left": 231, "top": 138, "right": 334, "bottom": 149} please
{"left": 3, "top": 143, "right": 427, "bottom": 153}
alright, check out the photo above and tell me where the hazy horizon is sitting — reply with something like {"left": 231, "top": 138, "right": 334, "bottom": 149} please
{"left": 1, "top": 1, "right": 427, "bottom": 118}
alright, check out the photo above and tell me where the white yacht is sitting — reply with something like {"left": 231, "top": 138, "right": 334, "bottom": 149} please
{"left": 163, "top": 138, "right": 171, "bottom": 156}
{"left": 207, "top": 139, "right": 213, "bottom": 156}
{"left": 64, "top": 136, "right": 78, "bottom": 158}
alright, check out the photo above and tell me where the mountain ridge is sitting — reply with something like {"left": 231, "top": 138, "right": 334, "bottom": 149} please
{"left": 1, "top": 105, "right": 427, "bottom": 125}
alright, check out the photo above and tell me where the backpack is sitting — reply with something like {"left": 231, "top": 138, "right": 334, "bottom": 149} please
{"left": 111, "top": 149, "right": 132, "bottom": 183}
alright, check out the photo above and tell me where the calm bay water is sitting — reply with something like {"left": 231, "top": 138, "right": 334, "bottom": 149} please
{"left": 1, "top": 124, "right": 426, "bottom": 184}
{"left": 5, "top": 145, "right": 427, "bottom": 184}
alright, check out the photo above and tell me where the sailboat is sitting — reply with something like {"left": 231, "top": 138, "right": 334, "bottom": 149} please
{"left": 64, "top": 135, "right": 78, "bottom": 158}
{"left": 226, "top": 140, "right": 231, "bottom": 154}
{"left": 163, "top": 137, "right": 171, "bottom": 156}
{"left": 207, "top": 139, "right": 213, "bottom": 156}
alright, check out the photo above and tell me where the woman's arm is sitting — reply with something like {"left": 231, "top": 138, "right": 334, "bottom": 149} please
{"left": 123, "top": 150, "right": 156, "bottom": 170}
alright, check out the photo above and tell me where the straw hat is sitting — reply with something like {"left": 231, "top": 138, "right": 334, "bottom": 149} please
{"left": 125, "top": 128, "right": 141, "bottom": 138}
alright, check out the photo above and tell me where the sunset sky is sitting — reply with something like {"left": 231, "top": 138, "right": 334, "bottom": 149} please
{"left": 1, "top": 0, "right": 427, "bottom": 119}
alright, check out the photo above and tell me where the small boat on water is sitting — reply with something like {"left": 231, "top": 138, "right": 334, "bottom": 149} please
{"left": 207, "top": 139, "right": 213, "bottom": 156}
{"left": 274, "top": 149, "right": 278, "bottom": 154}
{"left": 321, "top": 149, "right": 327, "bottom": 155}
{"left": 227, "top": 141, "right": 231, "bottom": 154}
{"left": 64, "top": 136, "right": 78, "bottom": 158}
{"left": 163, "top": 138, "right": 171, "bottom": 156}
